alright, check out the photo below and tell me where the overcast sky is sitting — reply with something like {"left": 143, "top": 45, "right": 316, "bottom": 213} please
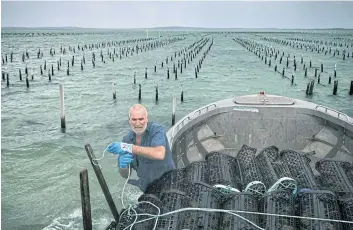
{"left": 2, "top": 1, "right": 353, "bottom": 29}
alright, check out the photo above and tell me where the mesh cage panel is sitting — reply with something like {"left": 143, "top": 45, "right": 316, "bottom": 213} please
{"left": 298, "top": 190, "right": 343, "bottom": 230}
{"left": 256, "top": 146, "right": 291, "bottom": 188}
{"left": 179, "top": 181, "right": 223, "bottom": 230}
{"left": 338, "top": 195, "right": 353, "bottom": 230}
{"left": 280, "top": 149, "right": 318, "bottom": 189}
{"left": 206, "top": 151, "right": 241, "bottom": 190}
{"left": 117, "top": 194, "right": 162, "bottom": 230}
{"left": 237, "top": 144, "right": 262, "bottom": 186}
{"left": 259, "top": 190, "right": 296, "bottom": 229}
{"left": 145, "top": 168, "right": 187, "bottom": 197}
{"left": 220, "top": 192, "right": 259, "bottom": 230}
{"left": 185, "top": 161, "right": 209, "bottom": 183}
{"left": 316, "top": 159, "right": 353, "bottom": 196}
{"left": 156, "top": 189, "right": 191, "bottom": 230}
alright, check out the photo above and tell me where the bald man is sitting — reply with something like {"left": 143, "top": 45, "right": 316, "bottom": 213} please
{"left": 107, "top": 104, "right": 176, "bottom": 192}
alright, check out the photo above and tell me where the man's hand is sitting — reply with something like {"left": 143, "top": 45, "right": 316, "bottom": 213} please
{"left": 118, "top": 153, "right": 134, "bottom": 168}
{"left": 107, "top": 142, "right": 133, "bottom": 155}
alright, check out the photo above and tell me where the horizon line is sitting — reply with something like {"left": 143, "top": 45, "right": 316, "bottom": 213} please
{"left": 2, "top": 26, "right": 353, "bottom": 31}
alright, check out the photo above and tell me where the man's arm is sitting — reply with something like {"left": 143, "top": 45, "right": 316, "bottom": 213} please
{"left": 132, "top": 145, "right": 165, "bottom": 160}
{"left": 131, "top": 127, "right": 167, "bottom": 160}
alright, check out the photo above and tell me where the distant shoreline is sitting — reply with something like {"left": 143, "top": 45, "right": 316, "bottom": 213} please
{"left": 2, "top": 26, "right": 353, "bottom": 31}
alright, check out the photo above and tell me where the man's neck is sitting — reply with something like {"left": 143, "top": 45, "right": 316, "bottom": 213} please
{"left": 135, "top": 134, "right": 142, "bottom": 145}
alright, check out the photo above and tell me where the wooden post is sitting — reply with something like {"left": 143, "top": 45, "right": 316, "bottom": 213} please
{"left": 60, "top": 84, "right": 66, "bottom": 130}
{"left": 334, "top": 64, "right": 337, "bottom": 77}
{"left": 112, "top": 83, "right": 116, "bottom": 100}
{"left": 172, "top": 95, "right": 176, "bottom": 126}
{"left": 155, "top": 84, "right": 158, "bottom": 101}
{"left": 6, "top": 74, "right": 9, "bottom": 87}
{"left": 333, "top": 80, "right": 338, "bottom": 95}
{"left": 84, "top": 144, "right": 120, "bottom": 223}
{"left": 181, "top": 85, "right": 184, "bottom": 102}
{"left": 138, "top": 84, "right": 142, "bottom": 101}
{"left": 80, "top": 168, "right": 92, "bottom": 230}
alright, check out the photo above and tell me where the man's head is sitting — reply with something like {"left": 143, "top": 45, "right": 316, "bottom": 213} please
{"left": 128, "top": 104, "right": 148, "bottom": 135}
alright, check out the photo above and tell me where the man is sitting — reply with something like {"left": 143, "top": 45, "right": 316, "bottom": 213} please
{"left": 107, "top": 104, "right": 176, "bottom": 192}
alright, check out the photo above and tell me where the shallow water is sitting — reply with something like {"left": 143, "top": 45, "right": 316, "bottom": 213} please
{"left": 1, "top": 29, "right": 353, "bottom": 229}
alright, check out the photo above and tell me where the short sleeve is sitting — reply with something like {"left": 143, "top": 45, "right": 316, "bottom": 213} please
{"left": 150, "top": 127, "right": 166, "bottom": 147}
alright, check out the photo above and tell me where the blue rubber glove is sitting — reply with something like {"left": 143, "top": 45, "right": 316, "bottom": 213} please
{"left": 118, "top": 154, "right": 134, "bottom": 169}
{"left": 107, "top": 142, "right": 133, "bottom": 155}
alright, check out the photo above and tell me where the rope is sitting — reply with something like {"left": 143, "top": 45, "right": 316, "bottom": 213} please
{"left": 92, "top": 142, "right": 116, "bottom": 170}
{"left": 121, "top": 205, "right": 264, "bottom": 230}
{"left": 121, "top": 165, "right": 131, "bottom": 209}
{"left": 120, "top": 205, "right": 353, "bottom": 230}
{"left": 91, "top": 143, "right": 132, "bottom": 209}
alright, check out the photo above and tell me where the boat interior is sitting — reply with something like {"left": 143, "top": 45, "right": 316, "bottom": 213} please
{"left": 168, "top": 94, "right": 353, "bottom": 176}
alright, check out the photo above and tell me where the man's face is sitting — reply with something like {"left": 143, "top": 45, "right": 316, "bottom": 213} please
{"left": 129, "top": 109, "right": 148, "bottom": 135}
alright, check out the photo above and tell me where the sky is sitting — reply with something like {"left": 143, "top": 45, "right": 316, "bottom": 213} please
{"left": 1, "top": 1, "right": 353, "bottom": 29}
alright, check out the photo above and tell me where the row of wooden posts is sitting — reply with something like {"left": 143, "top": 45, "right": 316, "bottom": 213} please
{"left": 1, "top": 36, "right": 187, "bottom": 89}
{"left": 233, "top": 37, "right": 353, "bottom": 96}
{"left": 59, "top": 83, "right": 181, "bottom": 132}
{"left": 127, "top": 37, "right": 214, "bottom": 102}
{"left": 1, "top": 36, "right": 157, "bottom": 64}
{"left": 262, "top": 36, "right": 353, "bottom": 61}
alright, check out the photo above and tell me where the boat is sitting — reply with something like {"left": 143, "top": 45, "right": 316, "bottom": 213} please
{"left": 88, "top": 93, "right": 353, "bottom": 230}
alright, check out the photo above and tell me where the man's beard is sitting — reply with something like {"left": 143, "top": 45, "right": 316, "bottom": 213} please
{"left": 132, "top": 123, "right": 147, "bottom": 135}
